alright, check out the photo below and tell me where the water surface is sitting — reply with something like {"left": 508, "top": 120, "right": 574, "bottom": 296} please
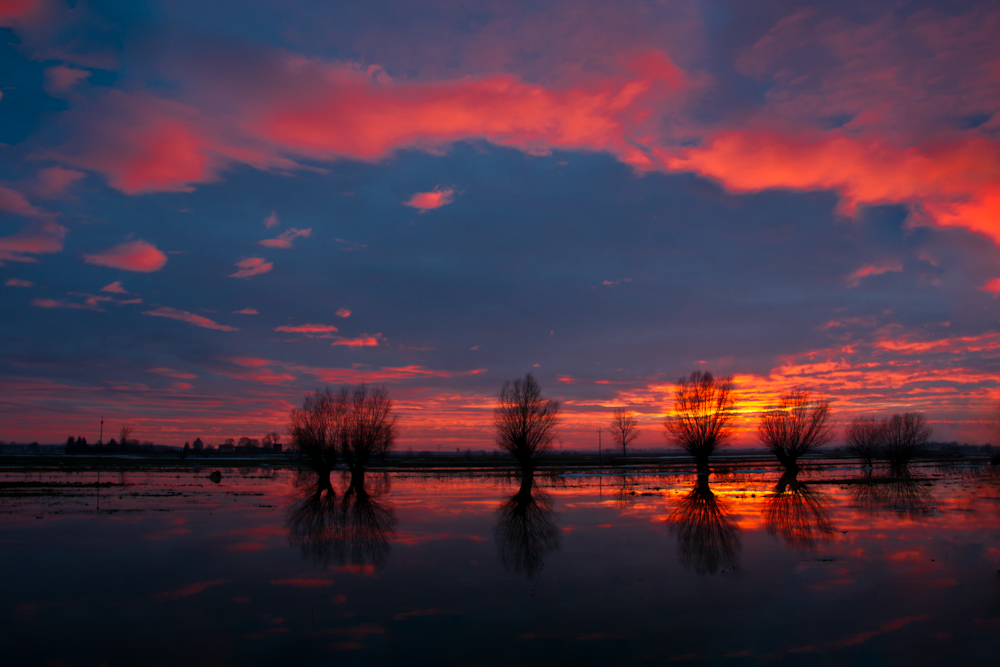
{"left": 2, "top": 460, "right": 999, "bottom": 665}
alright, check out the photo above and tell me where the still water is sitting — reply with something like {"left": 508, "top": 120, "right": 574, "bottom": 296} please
{"left": 2, "top": 460, "right": 999, "bottom": 665}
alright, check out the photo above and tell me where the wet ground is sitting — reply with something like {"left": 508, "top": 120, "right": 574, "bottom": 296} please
{"left": 2, "top": 458, "right": 999, "bottom": 665}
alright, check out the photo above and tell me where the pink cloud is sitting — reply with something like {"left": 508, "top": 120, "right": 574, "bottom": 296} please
{"left": 44, "top": 65, "right": 91, "bottom": 96}
{"left": 331, "top": 334, "right": 380, "bottom": 347}
{"left": 32, "top": 167, "right": 86, "bottom": 198}
{"left": 404, "top": 188, "right": 454, "bottom": 210}
{"left": 0, "top": 220, "right": 67, "bottom": 264}
{"left": 5, "top": 278, "right": 33, "bottom": 287}
{"left": 263, "top": 210, "right": 279, "bottom": 228}
{"left": 32, "top": 297, "right": 102, "bottom": 311}
{"left": 846, "top": 262, "right": 903, "bottom": 287}
{"left": 258, "top": 227, "right": 311, "bottom": 249}
{"left": 233, "top": 308, "right": 259, "bottom": 315}
{"left": 143, "top": 306, "right": 237, "bottom": 331}
{"left": 83, "top": 240, "right": 167, "bottom": 272}
{"left": 230, "top": 257, "right": 272, "bottom": 278}
{"left": 0, "top": 184, "right": 41, "bottom": 217}
{"left": 230, "top": 357, "right": 271, "bottom": 367}
{"left": 101, "top": 281, "right": 128, "bottom": 294}
{"left": 148, "top": 367, "right": 197, "bottom": 380}
{"left": 336, "top": 308, "right": 351, "bottom": 318}
{"left": 980, "top": 278, "right": 1000, "bottom": 294}
{"left": 0, "top": 0, "right": 36, "bottom": 23}
{"left": 275, "top": 324, "right": 339, "bottom": 333}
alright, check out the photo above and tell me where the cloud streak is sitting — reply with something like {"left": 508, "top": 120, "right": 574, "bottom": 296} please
{"left": 230, "top": 257, "right": 272, "bottom": 278}
{"left": 143, "top": 307, "right": 238, "bottom": 331}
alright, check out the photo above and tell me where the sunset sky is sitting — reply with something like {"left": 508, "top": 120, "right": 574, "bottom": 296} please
{"left": 2, "top": 0, "right": 1000, "bottom": 449}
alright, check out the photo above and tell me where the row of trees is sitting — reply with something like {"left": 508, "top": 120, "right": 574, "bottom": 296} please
{"left": 287, "top": 371, "right": 935, "bottom": 474}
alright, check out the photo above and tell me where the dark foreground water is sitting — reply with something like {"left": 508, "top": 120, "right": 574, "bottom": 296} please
{"left": 2, "top": 460, "right": 999, "bottom": 666}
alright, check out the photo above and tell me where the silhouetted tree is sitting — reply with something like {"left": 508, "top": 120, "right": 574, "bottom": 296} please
{"left": 494, "top": 473, "right": 560, "bottom": 578}
{"left": 664, "top": 371, "right": 735, "bottom": 474}
{"left": 666, "top": 475, "right": 741, "bottom": 575}
{"left": 763, "top": 468, "right": 834, "bottom": 550}
{"left": 610, "top": 408, "right": 640, "bottom": 457}
{"left": 757, "top": 389, "right": 833, "bottom": 470}
{"left": 119, "top": 425, "right": 133, "bottom": 450}
{"left": 493, "top": 374, "right": 559, "bottom": 471}
{"left": 288, "top": 387, "right": 344, "bottom": 477}
{"left": 192, "top": 437, "right": 204, "bottom": 452}
{"left": 846, "top": 417, "right": 882, "bottom": 467}
{"left": 882, "top": 412, "right": 931, "bottom": 473}
{"left": 342, "top": 384, "right": 398, "bottom": 476}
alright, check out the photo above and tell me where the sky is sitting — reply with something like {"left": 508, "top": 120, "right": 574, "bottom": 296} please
{"left": 2, "top": 0, "right": 1000, "bottom": 449}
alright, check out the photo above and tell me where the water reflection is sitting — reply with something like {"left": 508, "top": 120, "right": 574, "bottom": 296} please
{"left": 285, "top": 469, "right": 397, "bottom": 569}
{"left": 851, "top": 471, "right": 936, "bottom": 519}
{"left": 666, "top": 473, "right": 741, "bottom": 575}
{"left": 763, "top": 469, "right": 835, "bottom": 551}
{"left": 494, "top": 471, "right": 560, "bottom": 578}
{"left": 613, "top": 473, "right": 636, "bottom": 509}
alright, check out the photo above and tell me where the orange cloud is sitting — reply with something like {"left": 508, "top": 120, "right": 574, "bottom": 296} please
{"left": 275, "top": 324, "right": 339, "bottom": 333}
{"left": 336, "top": 308, "right": 351, "bottom": 318}
{"left": 144, "top": 306, "right": 237, "bottom": 331}
{"left": 230, "top": 357, "right": 272, "bottom": 367}
{"left": 32, "top": 297, "right": 102, "bottom": 311}
{"left": 404, "top": 188, "right": 454, "bottom": 210}
{"left": 83, "top": 239, "right": 167, "bottom": 272}
{"left": 661, "top": 132, "right": 1000, "bottom": 243}
{"left": 258, "top": 227, "right": 311, "bottom": 249}
{"left": 230, "top": 257, "right": 272, "bottom": 278}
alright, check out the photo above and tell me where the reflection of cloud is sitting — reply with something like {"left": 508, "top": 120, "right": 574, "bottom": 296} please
{"left": 666, "top": 475, "right": 741, "bottom": 575}
{"left": 851, "top": 472, "right": 936, "bottom": 520}
{"left": 494, "top": 473, "right": 560, "bottom": 578}
{"left": 143, "top": 306, "right": 237, "bottom": 331}
{"left": 84, "top": 240, "right": 167, "bottom": 272}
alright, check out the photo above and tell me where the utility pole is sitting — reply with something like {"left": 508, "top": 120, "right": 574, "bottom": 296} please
{"left": 598, "top": 427, "right": 602, "bottom": 464}
{"left": 99, "top": 417, "right": 104, "bottom": 446}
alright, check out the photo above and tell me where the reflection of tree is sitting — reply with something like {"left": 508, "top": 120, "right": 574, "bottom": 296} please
{"left": 494, "top": 471, "right": 560, "bottom": 578}
{"left": 613, "top": 473, "right": 635, "bottom": 510}
{"left": 763, "top": 469, "right": 834, "bottom": 551}
{"left": 851, "top": 471, "right": 935, "bottom": 520}
{"left": 666, "top": 474, "right": 741, "bottom": 575}
{"left": 286, "top": 469, "right": 397, "bottom": 569}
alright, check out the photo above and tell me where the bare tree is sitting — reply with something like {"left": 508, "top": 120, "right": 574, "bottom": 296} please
{"left": 664, "top": 371, "right": 735, "bottom": 474}
{"left": 757, "top": 389, "right": 833, "bottom": 469}
{"left": 343, "top": 384, "right": 398, "bottom": 476}
{"left": 610, "top": 408, "right": 640, "bottom": 457}
{"left": 494, "top": 373, "right": 559, "bottom": 471}
{"left": 288, "top": 387, "right": 346, "bottom": 475}
{"left": 288, "top": 384, "right": 398, "bottom": 478}
{"left": 846, "top": 417, "right": 882, "bottom": 467}
{"left": 118, "top": 425, "right": 133, "bottom": 449}
{"left": 882, "top": 412, "right": 931, "bottom": 473}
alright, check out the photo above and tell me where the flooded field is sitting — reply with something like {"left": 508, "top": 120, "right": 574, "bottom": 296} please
{"left": 2, "top": 458, "right": 999, "bottom": 665}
